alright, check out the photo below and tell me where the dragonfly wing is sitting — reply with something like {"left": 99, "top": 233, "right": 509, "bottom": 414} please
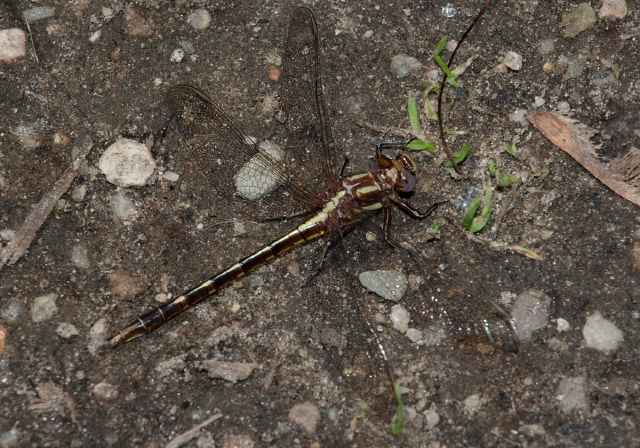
{"left": 281, "top": 7, "right": 340, "bottom": 192}
{"left": 166, "top": 85, "right": 317, "bottom": 219}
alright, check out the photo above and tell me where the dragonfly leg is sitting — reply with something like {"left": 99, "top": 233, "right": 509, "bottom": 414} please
{"left": 304, "top": 225, "right": 355, "bottom": 287}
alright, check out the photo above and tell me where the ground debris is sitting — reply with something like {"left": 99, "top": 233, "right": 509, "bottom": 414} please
{"left": 527, "top": 111, "right": 640, "bottom": 207}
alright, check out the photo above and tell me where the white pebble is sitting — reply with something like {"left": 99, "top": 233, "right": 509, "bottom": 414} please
{"left": 187, "top": 9, "right": 212, "bottom": 30}
{"left": 0, "top": 28, "right": 27, "bottom": 63}
{"left": 556, "top": 317, "right": 571, "bottom": 332}
{"left": 99, "top": 138, "right": 156, "bottom": 187}
{"left": 583, "top": 311, "right": 623, "bottom": 353}
{"left": 92, "top": 382, "right": 119, "bottom": 400}
{"left": 56, "top": 322, "right": 80, "bottom": 339}
{"left": 23, "top": 7, "right": 56, "bottom": 23}
{"left": 170, "top": 48, "right": 185, "bottom": 63}
{"left": 31, "top": 293, "right": 57, "bottom": 322}
{"left": 198, "top": 360, "right": 259, "bottom": 383}
{"left": 359, "top": 270, "right": 408, "bottom": 302}
{"left": 0, "top": 229, "right": 15, "bottom": 241}
{"left": 162, "top": 171, "right": 179, "bottom": 182}
{"left": 511, "top": 289, "right": 551, "bottom": 342}
{"left": 111, "top": 194, "right": 136, "bottom": 221}
{"left": 288, "top": 402, "right": 321, "bottom": 434}
{"left": 503, "top": 51, "right": 523, "bottom": 71}
{"left": 88, "top": 318, "right": 108, "bottom": 355}
{"left": 599, "top": 0, "right": 627, "bottom": 20}
{"left": 556, "top": 376, "right": 589, "bottom": 413}
{"left": 390, "top": 304, "right": 410, "bottom": 333}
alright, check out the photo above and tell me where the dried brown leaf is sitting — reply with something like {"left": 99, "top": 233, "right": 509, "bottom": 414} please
{"left": 527, "top": 111, "right": 640, "bottom": 207}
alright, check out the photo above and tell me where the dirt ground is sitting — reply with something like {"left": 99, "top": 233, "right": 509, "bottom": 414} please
{"left": 1, "top": 1, "right": 638, "bottom": 447}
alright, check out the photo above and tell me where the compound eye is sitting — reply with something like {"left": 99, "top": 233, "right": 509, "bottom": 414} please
{"left": 398, "top": 168, "right": 416, "bottom": 193}
{"left": 377, "top": 148, "right": 396, "bottom": 168}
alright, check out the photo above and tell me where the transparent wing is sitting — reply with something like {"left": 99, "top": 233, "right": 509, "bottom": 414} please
{"left": 166, "top": 85, "right": 318, "bottom": 219}
{"left": 280, "top": 7, "right": 339, "bottom": 192}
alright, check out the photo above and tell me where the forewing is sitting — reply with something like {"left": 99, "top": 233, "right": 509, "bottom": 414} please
{"left": 166, "top": 85, "right": 317, "bottom": 219}
{"left": 281, "top": 8, "right": 339, "bottom": 193}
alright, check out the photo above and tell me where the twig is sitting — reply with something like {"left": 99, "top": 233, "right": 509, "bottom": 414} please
{"left": 24, "top": 19, "right": 39, "bottom": 64}
{"left": 0, "top": 141, "right": 93, "bottom": 269}
{"left": 491, "top": 180, "right": 527, "bottom": 236}
{"left": 356, "top": 120, "right": 435, "bottom": 144}
{"left": 165, "top": 414, "right": 223, "bottom": 448}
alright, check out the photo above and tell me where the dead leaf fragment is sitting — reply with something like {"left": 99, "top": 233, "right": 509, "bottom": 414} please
{"left": 527, "top": 111, "right": 640, "bottom": 207}
{"left": 561, "top": 3, "right": 596, "bottom": 38}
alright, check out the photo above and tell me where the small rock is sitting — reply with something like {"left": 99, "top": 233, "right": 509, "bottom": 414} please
{"left": 124, "top": 5, "right": 154, "bottom": 38}
{"left": 31, "top": 293, "right": 58, "bottom": 323}
{"left": 583, "top": 311, "right": 623, "bottom": 353}
{"left": 106, "top": 272, "right": 147, "bottom": 298}
{"left": 111, "top": 194, "right": 136, "bottom": 222}
{"left": 390, "top": 54, "right": 422, "bottom": 78}
{"left": 170, "top": 48, "right": 185, "bottom": 63}
{"left": 556, "top": 376, "right": 589, "bottom": 414}
{"left": 556, "top": 101, "right": 571, "bottom": 114}
{"left": 162, "top": 171, "right": 179, "bottom": 182}
{"left": 542, "top": 61, "right": 556, "bottom": 74}
{"left": 71, "top": 244, "right": 90, "bottom": 269}
{"left": 519, "top": 423, "right": 546, "bottom": 437}
{"left": 198, "top": 360, "right": 259, "bottom": 383}
{"left": 463, "top": 394, "right": 484, "bottom": 415}
{"left": 556, "top": 317, "right": 571, "bottom": 332}
{"left": 534, "top": 96, "right": 546, "bottom": 107}
{"left": 359, "top": 270, "right": 408, "bottom": 302}
{"left": 99, "top": 139, "right": 156, "bottom": 187}
{"left": 1, "top": 299, "right": 24, "bottom": 323}
{"left": 0, "top": 28, "right": 27, "bottom": 62}
{"left": 511, "top": 289, "right": 551, "bottom": 342}
{"left": 0, "top": 229, "right": 15, "bottom": 241}
{"left": 405, "top": 328, "right": 423, "bottom": 344}
{"left": 23, "top": 7, "right": 55, "bottom": 23}
{"left": 71, "top": 184, "right": 87, "bottom": 202}
{"left": 0, "top": 428, "right": 21, "bottom": 448}
{"left": 13, "top": 120, "right": 45, "bottom": 149}
{"left": 180, "top": 40, "right": 196, "bottom": 55}
{"left": 288, "top": 402, "right": 321, "bottom": 434}
{"left": 92, "top": 382, "right": 119, "bottom": 400}
{"left": 503, "top": 51, "right": 522, "bottom": 71}
{"left": 268, "top": 65, "right": 280, "bottom": 82}
{"left": 390, "top": 304, "right": 410, "bottom": 333}
{"left": 287, "top": 260, "right": 300, "bottom": 277}
{"left": 56, "top": 322, "right": 80, "bottom": 339}
{"left": 494, "top": 63, "right": 508, "bottom": 74}
{"left": 561, "top": 3, "right": 596, "bottom": 38}
{"left": 222, "top": 435, "right": 255, "bottom": 448}
{"left": 508, "top": 109, "right": 528, "bottom": 123}
{"left": 424, "top": 407, "right": 440, "bottom": 429}
{"left": 88, "top": 318, "right": 108, "bottom": 355}
{"left": 538, "top": 38, "right": 555, "bottom": 55}
{"left": 599, "top": 0, "right": 627, "bottom": 20}
{"left": 187, "top": 9, "right": 212, "bottom": 30}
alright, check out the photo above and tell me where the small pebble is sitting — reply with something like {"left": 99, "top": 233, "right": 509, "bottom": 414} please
{"left": 56, "top": 322, "right": 80, "bottom": 339}
{"left": 503, "top": 51, "right": 523, "bottom": 71}
{"left": 268, "top": 65, "right": 280, "bottom": 82}
{"left": 92, "top": 382, "right": 119, "bottom": 400}
{"left": 162, "top": 171, "right": 179, "bottom": 182}
{"left": 124, "top": 5, "right": 154, "bottom": 38}
{"left": 511, "top": 289, "right": 551, "bottom": 342}
{"left": 1, "top": 299, "right": 24, "bottom": 323}
{"left": 599, "top": 0, "right": 627, "bottom": 20}
{"left": 405, "top": 328, "right": 423, "bottom": 344}
{"left": 556, "top": 317, "right": 571, "bottom": 332}
{"left": 363, "top": 30, "right": 373, "bottom": 38}
{"left": 463, "top": 394, "right": 484, "bottom": 415}
{"left": 288, "top": 402, "right": 321, "bottom": 434}
{"left": 0, "top": 429, "right": 21, "bottom": 448}
{"left": 287, "top": 260, "right": 300, "bottom": 276}
{"left": 583, "top": 311, "right": 623, "bottom": 353}
{"left": 106, "top": 271, "right": 147, "bottom": 298}
{"left": 71, "top": 184, "right": 87, "bottom": 202}
{"left": 534, "top": 96, "right": 546, "bottom": 107}
{"left": 71, "top": 244, "right": 90, "bottom": 269}
{"left": 99, "top": 139, "right": 156, "bottom": 187}
{"left": 508, "top": 108, "right": 528, "bottom": 123}
{"left": 111, "top": 194, "right": 136, "bottom": 222}
{"left": 31, "top": 293, "right": 58, "bottom": 323}
{"left": 222, "top": 435, "right": 255, "bottom": 448}
{"left": 390, "top": 304, "right": 410, "bottom": 333}
{"left": 561, "top": 3, "right": 596, "bottom": 38}
{"left": 88, "top": 318, "right": 108, "bottom": 355}
{"left": 556, "top": 376, "right": 589, "bottom": 413}
{"left": 0, "top": 229, "right": 15, "bottom": 241}
{"left": 180, "top": 40, "right": 196, "bottom": 55}
{"left": 170, "top": 48, "right": 185, "bottom": 63}
{"left": 542, "top": 61, "right": 555, "bottom": 74}
{"left": 425, "top": 408, "right": 440, "bottom": 429}
{"left": 556, "top": 101, "right": 571, "bottom": 114}
{"left": 359, "top": 270, "right": 408, "bottom": 302}
{"left": 0, "top": 28, "right": 27, "bottom": 63}
{"left": 187, "top": 9, "right": 212, "bottom": 30}
{"left": 390, "top": 54, "right": 422, "bottom": 78}
{"left": 23, "top": 6, "right": 56, "bottom": 23}
{"left": 198, "top": 360, "right": 259, "bottom": 383}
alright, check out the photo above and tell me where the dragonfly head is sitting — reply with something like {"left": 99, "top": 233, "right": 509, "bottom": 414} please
{"left": 376, "top": 147, "right": 418, "bottom": 193}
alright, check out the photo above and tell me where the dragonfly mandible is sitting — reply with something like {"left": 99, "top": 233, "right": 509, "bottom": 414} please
{"left": 108, "top": 7, "right": 438, "bottom": 349}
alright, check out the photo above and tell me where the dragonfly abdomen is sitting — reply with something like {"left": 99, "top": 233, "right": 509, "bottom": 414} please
{"left": 108, "top": 211, "right": 329, "bottom": 348}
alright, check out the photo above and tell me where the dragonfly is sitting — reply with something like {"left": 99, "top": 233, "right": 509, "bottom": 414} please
{"left": 107, "top": 7, "right": 440, "bottom": 349}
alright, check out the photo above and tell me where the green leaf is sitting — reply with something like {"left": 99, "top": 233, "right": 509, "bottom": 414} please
{"left": 407, "top": 92, "right": 422, "bottom": 131}
{"left": 431, "top": 220, "right": 445, "bottom": 232}
{"left": 488, "top": 160, "right": 496, "bottom": 176}
{"left": 404, "top": 140, "right": 436, "bottom": 152}
{"left": 392, "top": 381, "right": 404, "bottom": 436}
{"left": 469, "top": 184, "right": 493, "bottom": 232}
{"left": 443, "top": 129, "right": 467, "bottom": 135}
{"left": 504, "top": 144, "right": 517, "bottom": 157}
{"left": 444, "top": 142, "right": 471, "bottom": 168}
{"left": 434, "top": 36, "right": 447, "bottom": 57}
{"left": 497, "top": 170, "right": 518, "bottom": 187}
{"left": 462, "top": 198, "right": 482, "bottom": 230}
{"left": 433, "top": 36, "right": 460, "bottom": 88}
